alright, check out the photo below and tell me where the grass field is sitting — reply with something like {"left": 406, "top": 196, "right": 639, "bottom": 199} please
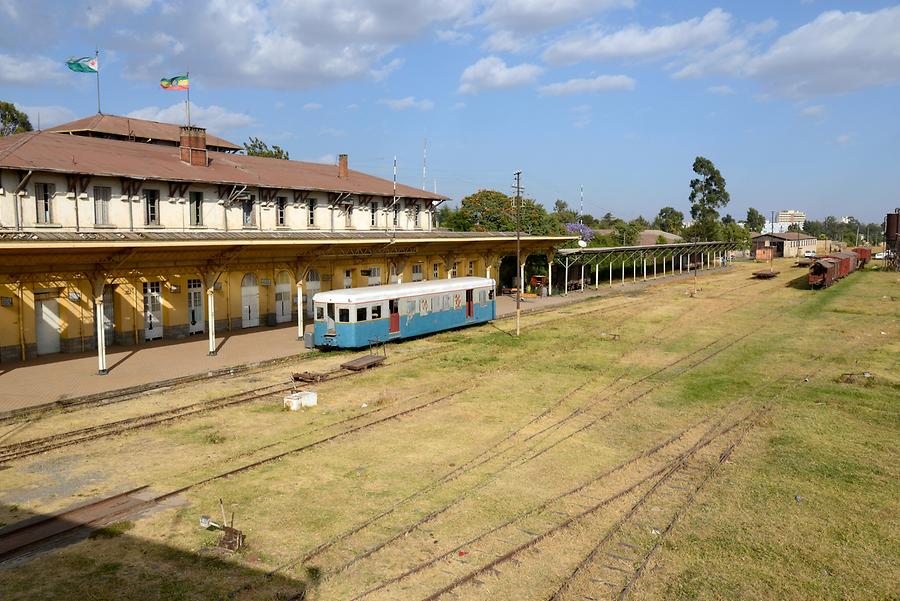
{"left": 0, "top": 260, "right": 897, "bottom": 600}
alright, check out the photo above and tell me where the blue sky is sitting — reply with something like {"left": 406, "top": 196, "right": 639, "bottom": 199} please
{"left": 2, "top": 1, "right": 898, "bottom": 222}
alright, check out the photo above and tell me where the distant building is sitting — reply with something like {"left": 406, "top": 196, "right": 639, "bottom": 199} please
{"left": 764, "top": 210, "right": 806, "bottom": 234}
{"left": 751, "top": 232, "right": 816, "bottom": 258}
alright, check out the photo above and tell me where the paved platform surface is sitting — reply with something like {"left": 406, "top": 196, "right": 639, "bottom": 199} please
{"left": 0, "top": 269, "right": 722, "bottom": 413}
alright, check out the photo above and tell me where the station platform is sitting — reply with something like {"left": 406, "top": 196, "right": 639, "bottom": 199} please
{"left": 0, "top": 270, "right": 722, "bottom": 414}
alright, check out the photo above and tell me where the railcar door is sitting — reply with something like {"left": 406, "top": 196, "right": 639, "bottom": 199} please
{"left": 326, "top": 303, "right": 336, "bottom": 336}
{"left": 465, "top": 289, "right": 474, "bottom": 319}
{"left": 389, "top": 299, "right": 400, "bottom": 334}
{"left": 143, "top": 282, "right": 163, "bottom": 341}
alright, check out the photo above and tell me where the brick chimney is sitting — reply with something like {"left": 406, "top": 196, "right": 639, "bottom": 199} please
{"left": 338, "top": 153, "right": 349, "bottom": 178}
{"left": 180, "top": 126, "right": 208, "bottom": 167}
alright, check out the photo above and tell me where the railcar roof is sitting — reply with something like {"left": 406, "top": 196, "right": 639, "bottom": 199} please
{"left": 313, "top": 277, "right": 494, "bottom": 304}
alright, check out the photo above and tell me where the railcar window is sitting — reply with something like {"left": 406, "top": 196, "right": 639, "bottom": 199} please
{"left": 371, "top": 304, "right": 382, "bottom": 319}
{"left": 339, "top": 308, "right": 350, "bottom": 322}
{"left": 442, "top": 295, "right": 450, "bottom": 310}
{"left": 406, "top": 300, "right": 416, "bottom": 315}
{"left": 489, "top": 289, "right": 494, "bottom": 300}
{"left": 316, "top": 306, "right": 324, "bottom": 320}
{"left": 357, "top": 307, "right": 367, "bottom": 322}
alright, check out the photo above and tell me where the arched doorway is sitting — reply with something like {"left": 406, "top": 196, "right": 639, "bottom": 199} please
{"left": 275, "top": 270, "right": 292, "bottom": 323}
{"left": 241, "top": 273, "right": 260, "bottom": 328}
{"left": 305, "top": 269, "right": 321, "bottom": 319}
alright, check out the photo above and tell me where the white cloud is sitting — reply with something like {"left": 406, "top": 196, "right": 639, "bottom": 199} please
{"left": 745, "top": 6, "right": 900, "bottom": 96}
{"left": 544, "top": 9, "right": 731, "bottom": 65}
{"left": 303, "top": 102, "right": 323, "bottom": 110}
{"left": 483, "top": 30, "right": 532, "bottom": 53}
{"left": 127, "top": 102, "right": 255, "bottom": 133}
{"left": 86, "top": 0, "right": 152, "bottom": 27}
{"left": 451, "top": 101, "right": 466, "bottom": 110}
{"left": 316, "top": 153, "right": 336, "bottom": 164}
{"left": 836, "top": 133, "right": 852, "bottom": 144}
{"left": 346, "top": 103, "right": 360, "bottom": 110}
{"left": 436, "top": 29, "right": 473, "bottom": 44}
{"left": 674, "top": 7, "right": 900, "bottom": 97}
{"left": 18, "top": 104, "right": 76, "bottom": 128}
{"left": 800, "top": 104, "right": 826, "bottom": 118}
{"left": 370, "top": 57, "right": 404, "bottom": 81}
{"left": 379, "top": 96, "right": 435, "bottom": 111}
{"left": 97, "top": 0, "right": 475, "bottom": 89}
{"left": 458, "top": 56, "right": 542, "bottom": 94}
{"left": 479, "top": 0, "right": 635, "bottom": 34}
{"left": 538, "top": 74, "right": 635, "bottom": 95}
{"left": 0, "top": 53, "right": 65, "bottom": 85}
{"left": 571, "top": 104, "right": 592, "bottom": 128}
{"left": 707, "top": 85, "right": 735, "bottom": 95}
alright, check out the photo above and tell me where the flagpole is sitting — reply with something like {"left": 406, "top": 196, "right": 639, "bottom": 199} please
{"left": 186, "top": 70, "right": 191, "bottom": 127}
{"left": 95, "top": 48, "right": 101, "bottom": 114}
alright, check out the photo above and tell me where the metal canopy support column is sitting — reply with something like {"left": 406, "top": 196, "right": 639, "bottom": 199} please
{"left": 632, "top": 258, "right": 636, "bottom": 283}
{"left": 653, "top": 255, "right": 657, "bottom": 279}
{"left": 595, "top": 262, "right": 599, "bottom": 290}
{"left": 621, "top": 260, "right": 625, "bottom": 286}
{"left": 546, "top": 256, "right": 553, "bottom": 296}
{"left": 90, "top": 273, "right": 108, "bottom": 375}
{"left": 609, "top": 261, "right": 613, "bottom": 287}
{"left": 201, "top": 271, "right": 219, "bottom": 356}
{"left": 642, "top": 254, "right": 647, "bottom": 281}
{"left": 580, "top": 264, "right": 585, "bottom": 292}
{"left": 563, "top": 256, "right": 570, "bottom": 296}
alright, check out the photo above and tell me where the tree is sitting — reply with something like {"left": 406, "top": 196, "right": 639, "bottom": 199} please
{"left": 243, "top": 136, "right": 289, "bottom": 159}
{"left": 787, "top": 222, "right": 801, "bottom": 232}
{"left": 614, "top": 221, "right": 640, "bottom": 246}
{"left": 745, "top": 207, "right": 765, "bottom": 233}
{"left": 456, "top": 189, "right": 562, "bottom": 236}
{"left": 652, "top": 206, "right": 684, "bottom": 234}
{"left": 688, "top": 156, "right": 730, "bottom": 240}
{"left": 0, "top": 102, "right": 33, "bottom": 136}
{"left": 722, "top": 214, "right": 735, "bottom": 225}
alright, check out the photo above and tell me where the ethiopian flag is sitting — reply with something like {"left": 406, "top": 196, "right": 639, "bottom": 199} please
{"left": 160, "top": 74, "right": 189, "bottom": 90}
{"left": 66, "top": 56, "right": 98, "bottom": 73}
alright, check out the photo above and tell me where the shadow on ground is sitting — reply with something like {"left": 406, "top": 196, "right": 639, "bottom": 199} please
{"left": 0, "top": 503, "right": 312, "bottom": 601}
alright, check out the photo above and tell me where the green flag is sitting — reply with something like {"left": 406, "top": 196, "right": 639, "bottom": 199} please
{"left": 66, "top": 56, "right": 98, "bottom": 73}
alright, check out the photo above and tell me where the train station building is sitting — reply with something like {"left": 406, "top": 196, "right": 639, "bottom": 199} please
{"left": 0, "top": 115, "right": 570, "bottom": 369}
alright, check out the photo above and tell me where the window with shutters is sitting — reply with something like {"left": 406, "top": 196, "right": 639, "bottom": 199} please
{"left": 94, "top": 186, "right": 111, "bottom": 225}
{"left": 34, "top": 183, "right": 55, "bottom": 224}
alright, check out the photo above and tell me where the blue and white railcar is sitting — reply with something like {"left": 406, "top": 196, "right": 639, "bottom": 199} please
{"left": 312, "top": 277, "right": 496, "bottom": 348}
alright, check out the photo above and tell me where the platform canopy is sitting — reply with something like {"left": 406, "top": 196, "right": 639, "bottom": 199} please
{"left": 553, "top": 241, "right": 741, "bottom": 267}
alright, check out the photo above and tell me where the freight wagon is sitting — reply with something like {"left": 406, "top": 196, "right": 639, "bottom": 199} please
{"left": 808, "top": 251, "right": 859, "bottom": 289}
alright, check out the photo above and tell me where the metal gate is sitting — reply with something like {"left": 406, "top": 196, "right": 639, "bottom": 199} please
{"left": 143, "top": 282, "right": 163, "bottom": 341}
{"left": 187, "top": 279, "right": 204, "bottom": 335}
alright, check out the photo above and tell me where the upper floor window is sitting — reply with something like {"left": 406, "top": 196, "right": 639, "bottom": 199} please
{"left": 34, "top": 183, "right": 55, "bottom": 224}
{"left": 308, "top": 198, "right": 317, "bottom": 226}
{"left": 345, "top": 204, "right": 353, "bottom": 228}
{"left": 276, "top": 196, "right": 287, "bottom": 226}
{"left": 93, "top": 186, "right": 111, "bottom": 225}
{"left": 370, "top": 201, "right": 378, "bottom": 227}
{"left": 143, "top": 189, "right": 160, "bottom": 226}
{"left": 189, "top": 191, "right": 203, "bottom": 226}
{"left": 242, "top": 195, "right": 256, "bottom": 227}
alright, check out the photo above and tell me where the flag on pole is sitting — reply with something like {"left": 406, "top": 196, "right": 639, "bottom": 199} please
{"left": 160, "top": 74, "right": 189, "bottom": 90}
{"left": 66, "top": 56, "right": 98, "bottom": 73}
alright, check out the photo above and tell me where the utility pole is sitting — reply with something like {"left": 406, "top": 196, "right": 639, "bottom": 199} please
{"left": 513, "top": 171, "right": 523, "bottom": 337}
{"left": 579, "top": 185, "right": 584, "bottom": 225}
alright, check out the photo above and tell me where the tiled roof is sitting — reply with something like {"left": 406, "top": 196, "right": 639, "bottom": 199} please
{"left": 47, "top": 114, "right": 241, "bottom": 151}
{"left": 0, "top": 130, "right": 446, "bottom": 200}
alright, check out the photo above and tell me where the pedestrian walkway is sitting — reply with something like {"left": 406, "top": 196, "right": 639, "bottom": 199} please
{"left": 0, "top": 267, "right": 728, "bottom": 414}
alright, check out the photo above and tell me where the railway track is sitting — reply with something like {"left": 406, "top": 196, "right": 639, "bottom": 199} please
{"left": 0, "top": 270, "right": 788, "bottom": 569}
{"left": 267, "top": 309, "right": 779, "bottom": 583}
{"left": 414, "top": 406, "right": 768, "bottom": 601}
